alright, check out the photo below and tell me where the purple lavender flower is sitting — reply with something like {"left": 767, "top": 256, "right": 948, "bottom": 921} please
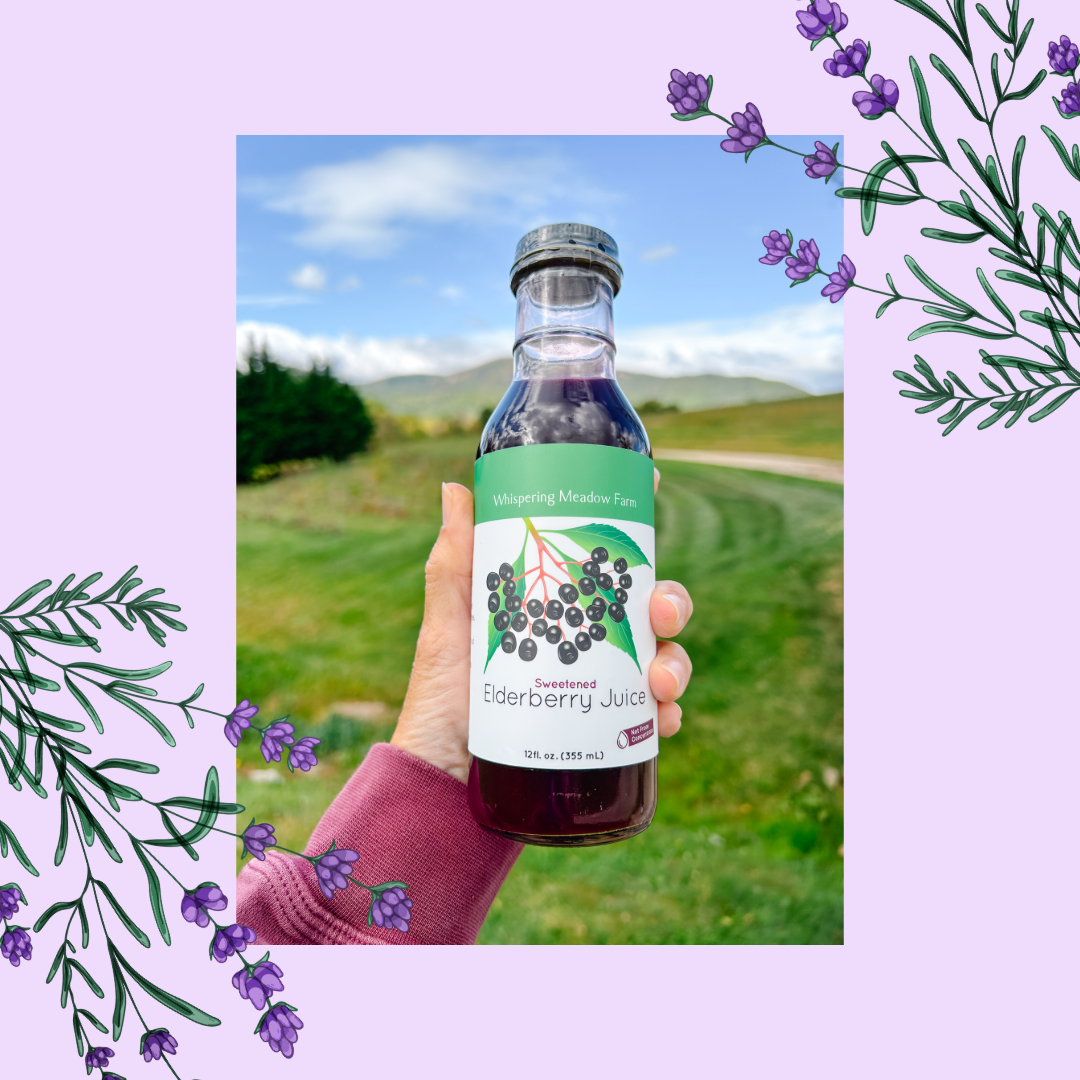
{"left": 803, "top": 141, "right": 839, "bottom": 180}
{"left": 0, "top": 886, "right": 22, "bottom": 920}
{"left": 1060, "top": 81, "right": 1080, "bottom": 117}
{"left": 1048, "top": 35, "right": 1079, "bottom": 75}
{"left": 853, "top": 74, "right": 899, "bottom": 118}
{"left": 260, "top": 719, "right": 296, "bottom": 763}
{"left": 759, "top": 230, "right": 793, "bottom": 265}
{"left": 1, "top": 927, "right": 31, "bottom": 966}
{"left": 180, "top": 884, "right": 228, "bottom": 928}
{"left": 796, "top": 0, "right": 848, "bottom": 41}
{"left": 288, "top": 736, "right": 321, "bottom": 772}
{"left": 785, "top": 238, "right": 821, "bottom": 281}
{"left": 371, "top": 886, "right": 413, "bottom": 933}
{"left": 141, "top": 1029, "right": 178, "bottom": 1062}
{"left": 821, "top": 255, "right": 856, "bottom": 301}
{"left": 823, "top": 38, "right": 867, "bottom": 77}
{"left": 260, "top": 1004, "right": 304, "bottom": 1059}
{"left": 212, "top": 923, "right": 257, "bottom": 963}
{"left": 233, "top": 960, "right": 284, "bottom": 1011}
{"left": 313, "top": 846, "right": 361, "bottom": 900}
{"left": 85, "top": 1047, "right": 115, "bottom": 1070}
{"left": 242, "top": 822, "right": 277, "bottom": 861}
{"left": 667, "top": 69, "right": 710, "bottom": 115}
{"left": 224, "top": 699, "right": 259, "bottom": 747}
{"left": 720, "top": 103, "right": 767, "bottom": 154}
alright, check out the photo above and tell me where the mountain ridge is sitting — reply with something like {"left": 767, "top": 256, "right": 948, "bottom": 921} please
{"left": 359, "top": 358, "right": 809, "bottom": 419}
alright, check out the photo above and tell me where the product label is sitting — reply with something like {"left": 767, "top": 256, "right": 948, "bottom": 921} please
{"left": 469, "top": 444, "right": 658, "bottom": 769}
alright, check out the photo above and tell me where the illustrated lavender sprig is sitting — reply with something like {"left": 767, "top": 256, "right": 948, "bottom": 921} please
{"left": 0, "top": 567, "right": 413, "bottom": 1076}
{"left": 668, "top": 0, "right": 1080, "bottom": 433}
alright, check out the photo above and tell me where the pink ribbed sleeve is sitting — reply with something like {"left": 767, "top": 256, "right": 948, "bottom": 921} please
{"left": 235, "top": 743, "right": 522, "bottom": 945}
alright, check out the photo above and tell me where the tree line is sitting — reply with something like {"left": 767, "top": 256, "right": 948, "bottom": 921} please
{"left": 237, "top": 345, "right": 374, "bottom": 482}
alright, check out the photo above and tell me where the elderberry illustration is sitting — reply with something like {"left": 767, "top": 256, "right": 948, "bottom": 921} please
{"left": 482, "top": 528, "right": 640, "bottom": 669}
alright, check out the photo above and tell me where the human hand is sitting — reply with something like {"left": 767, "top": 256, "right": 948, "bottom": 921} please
{"left": 391, "top": 476, "right": 694, "bottom": 783}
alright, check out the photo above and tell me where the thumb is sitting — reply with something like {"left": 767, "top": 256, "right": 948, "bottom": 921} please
{"left": 421, "top": 482, "right": 474, "bottom": 624}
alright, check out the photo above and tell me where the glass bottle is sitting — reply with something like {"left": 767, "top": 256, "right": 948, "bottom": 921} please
{"left": 466, "top": 223, "right": 658, "bottom": 846}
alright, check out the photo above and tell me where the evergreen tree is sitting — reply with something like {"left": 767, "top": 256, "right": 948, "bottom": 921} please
{"left": 237, "top": 346, "right": 373, "bottom": 482}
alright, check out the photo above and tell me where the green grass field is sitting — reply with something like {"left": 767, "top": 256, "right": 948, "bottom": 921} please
{"left": 236, "top": 402, "right": 844, "bottom": 944}
{"left": 644, "top": 392, "right": 844, "bottom": 459}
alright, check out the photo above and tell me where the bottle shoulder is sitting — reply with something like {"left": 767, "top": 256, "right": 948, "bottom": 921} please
{"left": 477, "top": 377, "right": 651, "bottom": 458}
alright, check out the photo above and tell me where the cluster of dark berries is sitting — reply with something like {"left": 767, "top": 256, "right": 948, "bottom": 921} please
{"left": 486, "top": 547, "right": 633, "bottom": 666}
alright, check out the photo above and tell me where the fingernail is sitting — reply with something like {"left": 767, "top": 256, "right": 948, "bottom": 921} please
{"left": 441, "top": 483, "right": 449, "bottom": 527}
{"left": 653, "top": 467, "right": 661, "bottom": 493}
{"left": 659, "top": 655, "right": 688, "bottom": 691}
{"left": 661, "top": 590, "right": 686, "bottom": 625}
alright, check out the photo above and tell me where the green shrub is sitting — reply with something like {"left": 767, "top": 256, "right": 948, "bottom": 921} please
{"left": 237, "top": 346, "right": 374, "bottom": 482}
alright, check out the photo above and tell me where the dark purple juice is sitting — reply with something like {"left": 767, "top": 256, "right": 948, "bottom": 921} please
{"left": 468, "top": 375, "right": 657, "bottom": 845}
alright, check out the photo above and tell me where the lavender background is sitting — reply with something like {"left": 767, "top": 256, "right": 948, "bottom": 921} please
{"left": 3, "top": 0, "right": 1076, "bottom": 1077}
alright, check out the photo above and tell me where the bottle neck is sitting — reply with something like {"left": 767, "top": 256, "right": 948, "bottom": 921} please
{"left": 512, "top": 266, "right": 616, "bottom": 380}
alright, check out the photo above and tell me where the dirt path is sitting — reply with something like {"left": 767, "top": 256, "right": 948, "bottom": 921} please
{"left": 654, "top": 448, "right": 844, "bottom": 485}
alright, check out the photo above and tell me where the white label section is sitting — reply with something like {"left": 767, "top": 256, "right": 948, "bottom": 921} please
{"left": 468, "top": 515, "right": 658, "bottom": 769}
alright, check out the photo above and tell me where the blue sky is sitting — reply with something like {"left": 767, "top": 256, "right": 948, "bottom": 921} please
{"left": 237, "top": 135, "right": 845, "bottom": 392}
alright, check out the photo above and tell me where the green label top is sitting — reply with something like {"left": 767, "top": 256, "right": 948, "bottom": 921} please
{"left": 474, "top": 444, "right": 654, "bottom": 526}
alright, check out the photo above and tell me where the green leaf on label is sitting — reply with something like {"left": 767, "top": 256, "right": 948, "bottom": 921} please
{"left": 539, "top": 523, "right": 652, "bottom": 570}
{"left": 543, "top": 538, "right": 642, "bottom": 674}
{"left": 484, "top": 524, "right": 527, "bottom": 672}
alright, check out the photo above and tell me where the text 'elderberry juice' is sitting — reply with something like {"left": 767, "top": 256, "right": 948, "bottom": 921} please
{"left": 467, "top": 223, "right": 658, "bottom": 846}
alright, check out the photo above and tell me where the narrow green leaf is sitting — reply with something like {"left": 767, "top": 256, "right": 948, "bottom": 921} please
{"left": 77, "top": 1008, "right": 109, "bottom": 1034}
{"left": 876, "top": 295, "right": 901, "bottom": 317}
{"left": 111, "top": 945, "right": 221, "bottom": 1027}
{"left": 920, "top": 227, "right": 987, "bottom": 243}
{"left": 929, "top": 54, "right": 983, "bottom": 121}
{"left": 111, "top": 958, "right": 128, "bottom": 1040}
{"left": 47, "top": 941, "right": 66, "bottom": 983}
{"left": 102, "top": 688, "right": 175, "bottom": 747}
{"left": 1, "top": 580, "right": 52, "bottom": 615}
{"left": 88, "top": 566, "right": 138, "bottom": 605}
{"left": 66, "top": 660, "right": 171, "bottom": 681}
{"left": 904, "top": 254, "right": 972, "bottom": 310}
{"left": 95, "top": 878, "right": 150, "bottom": 948}
{"left": 1015, "top": 17, "right": 1034, "bottom": 58}
{"left": 0, "top": 821, "right": 39, "bottom": 875}
{"left": 908, "top": 321, "right": 1015, "bottom": 341}
{"left": 94, "top": 758, "right": 160, "bottom": 775}
{"left": 976, "top": 267, "right": 1016, "bottom": 327}
{"left": 941, "top": 398, "right": 989, "bottom": 435}
{"left": 945, "top": 370, "right": 976, "bottom": 396}
{"left": 1041, "top": 125, "right": 1080, "bottom": 181}
{"left": 909, "top": 56, "right": 950, "bottom": 165}
{"left": 979, "top": 371, "right": 1005, "bottom": 394}
{"left": 69, "top": 958, "right": 105, "bottom": 998}
{"left": 33, "top": 897, "right": 79, "bottom": 933}
{"left": 78, "top": 898, "right": 90, "bottom": 948}
{"left": 55, "top": 797, "right": 70, "bottom": 866}
{"left": 896, "top": 0, "right": 969, "bottom": 56}
{"left": 1029, "top": 386, "right": 1080, "bottom": 422}
{"left": 1010, "top": 136, "right": 1025, "bottom": 206}
{"left": 132, "top": 842, "right": 171, "bottom": 945}
{"left": 1000, "top": 68, "right": 1046, "bottom": 104}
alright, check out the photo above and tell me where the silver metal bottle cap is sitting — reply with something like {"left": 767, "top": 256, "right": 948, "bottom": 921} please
{"left": 510, "top": 222, "right": 623, "bottom": 296}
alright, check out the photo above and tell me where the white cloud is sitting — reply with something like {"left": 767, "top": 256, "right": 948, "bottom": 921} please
{"left": 640, "top": 245, "right": 676, "bottom": 263}
{"left": 338, "top": 275, "right": 362, "bottom": 291}
{"left": 236, "top": 320, "right": 510, "bottom": 383}
{"left": 617, "top": 304, "right": 844, "bottom": 393}
{"left": 439, "top": 285, "right": 464, "bottom": 300}
{"left": 289, "top": 264, "right": 327, "bottom": 290}
{"left": 236, "top": 295, "right": 316, "bottom": 308}
{"left": 236, "top": 303, "right": 842, "bottom": 392}
{"left": 247, "top": 142, "right": 617, "bottom": 258}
